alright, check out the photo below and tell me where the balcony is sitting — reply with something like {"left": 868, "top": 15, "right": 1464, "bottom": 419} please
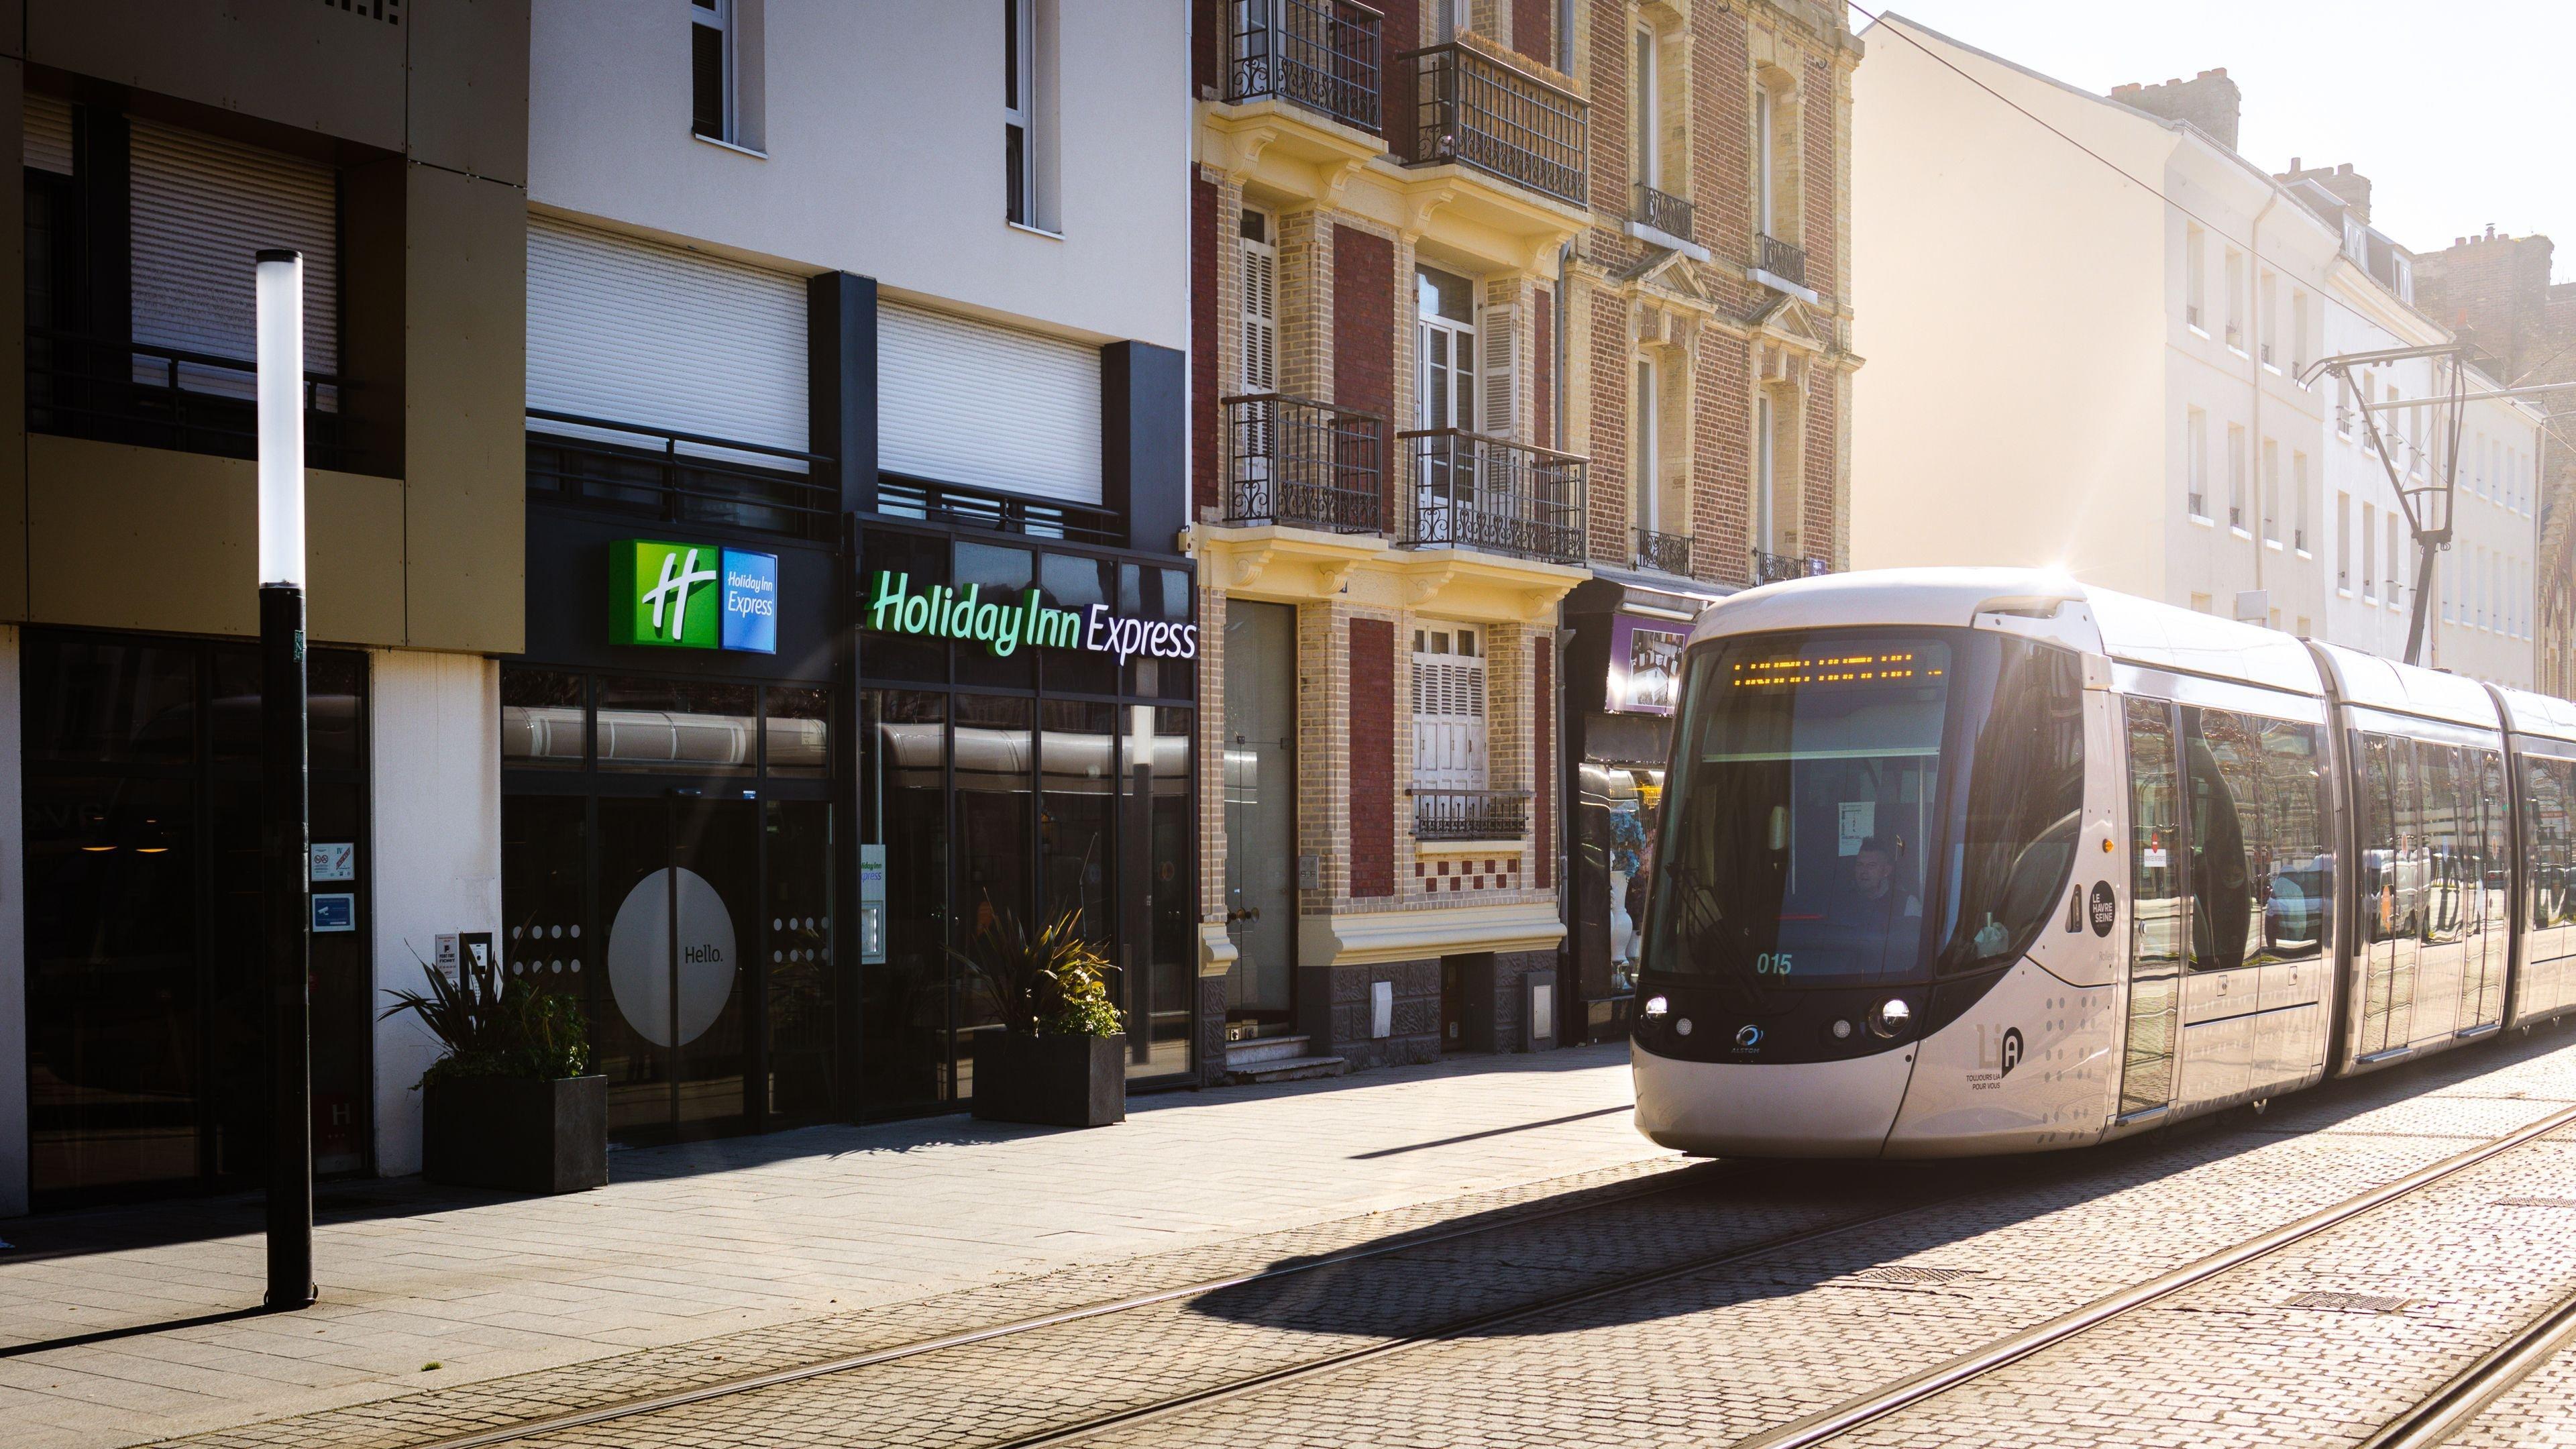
{"left": 527, "top": 409, "right": 837, "bottom": 542}
{"left": 28, "top": 328, "right": 361, "bottom": 472}
{"left": 1398, "top": 429, "right": 1587, "bottom": 566}
{"left": 1633, "top": 183, "right": 1694, "bottom": 244}
{"left": 1633, "top": 526, "right": 1693, "bottom": 577}
{"left": 1757, "top": 233, "right": 1807, "bottom": 289}
{"left": 1392, "top": 42, "right": 1587, "bottom": 208}
{"left": 1750, "top": 548, "right": 1831, "bottom": 587}
{"left": 1226, "top": 0, "right": 1382, "bottom": 134}
{"left": 1412, "top": 788, "right": 1530, "bottom": 842}
{"left": 1222, "top": 394, "right": 1385, "bottom": 533}
{"left": 873, "top": 475, "right": 1124, "bottom": 547}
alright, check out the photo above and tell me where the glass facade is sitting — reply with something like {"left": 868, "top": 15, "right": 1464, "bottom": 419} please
{"left": 21, "top": 631, "right": 372, "bottom": 1202}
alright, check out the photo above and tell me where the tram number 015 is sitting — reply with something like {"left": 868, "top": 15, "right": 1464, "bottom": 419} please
{"left": 1754, "top": 953, "right": 1794, "bottom": 976}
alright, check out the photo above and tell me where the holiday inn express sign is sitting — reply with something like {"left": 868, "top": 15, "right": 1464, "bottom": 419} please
{"left": 864, "top": 571, "right": 1197, "bottom": 663}
{"left": 610, "top": 539, "right": 779, "bottom": 654}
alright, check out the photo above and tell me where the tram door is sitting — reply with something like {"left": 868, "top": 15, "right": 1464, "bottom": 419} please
{"left": 2354, "top": 735, "right": 2423, "bottom": 1057}
{"left": 2118, "top": 698, "right": 2184, "bottom": 1116}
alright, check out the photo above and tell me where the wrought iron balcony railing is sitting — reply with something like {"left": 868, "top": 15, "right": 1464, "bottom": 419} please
{"left": 1750, "top": 548, "right": 1831, "bottom": 587}
{"left": 1226, "top": 0, "right": 1382, "bottom": 133}
{"left": 1633, "top": 183, "right": 1694, "bottom": 244}
{"left": 1222, "top": 392, "right": 1385, "bottom": 533}
{"left": 1393, "top": 42, "right": 1587, "bottom": 207}
{"left": 1398, "top": 429, "right": 1587, "bottom": 566}
{"left": 28, "top": 327, "right": 362, "bottom": 472}
{"left": 527, "top": 409, "right": 838, "bottom": 541}
{"left": 1412, "top": 788, "right": 1530, "bottom": 842}
{"left": 1757, "top": 233, "right": 1807, "bottom": 288}
{"left": 1633, "top": 526, "right": 1693, "bottom": 576}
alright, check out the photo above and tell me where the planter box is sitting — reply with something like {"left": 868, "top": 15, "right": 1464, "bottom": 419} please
{"left": 973, "top": 1033, "right": 1126, "bottom": 1128}
{"left": 422, "top": 1075, "right": 608, "bottom": 1194}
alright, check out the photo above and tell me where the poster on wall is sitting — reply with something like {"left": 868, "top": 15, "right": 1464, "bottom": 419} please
{"left": 1606, "top": 615, "right": 1688, "bottom": 716}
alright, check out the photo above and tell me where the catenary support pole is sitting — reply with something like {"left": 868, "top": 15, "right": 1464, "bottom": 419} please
{"left": 256, "top": 248, "right": 314, "bottom": 1310}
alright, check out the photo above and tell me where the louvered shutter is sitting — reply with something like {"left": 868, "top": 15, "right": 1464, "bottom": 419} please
{"left": 527, "top": 216, "right": 808, "bottom": 466}
{"left": 879, "top": 301, "right": 1103, "bottom": 505}
{"left": 129, "top": 121, "right": 337, "bottom": 397}
{"left": 23, "top": 94, "right": 71, "bottom": 175}
{"left": 1240, "top": 230, "right": 1278, "bottom": 395}
{"left": 1479, "top": 303, "right": 1515, "bottom": 440}
{"left": 1410, "top": 633, "right": 1489, "bottom": 791}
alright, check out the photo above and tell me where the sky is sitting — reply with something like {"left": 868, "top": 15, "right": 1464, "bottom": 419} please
{"left": 1854, "top": 1, "right": 2576, "bottom": 278}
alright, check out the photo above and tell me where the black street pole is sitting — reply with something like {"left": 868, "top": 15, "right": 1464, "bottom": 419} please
{"left": 256, "top": 246, "right": 314, "bottom": 1310}
{"left": 262, "top": 579, "right": 312, "bottom": 1308}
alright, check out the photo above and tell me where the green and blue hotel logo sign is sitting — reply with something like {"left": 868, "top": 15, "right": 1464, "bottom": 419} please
{"left": 610, "top": 540, "right": 780, "bottom": 655}
{"left": 864, "top": 571, "right": 1197, "bottom": 663}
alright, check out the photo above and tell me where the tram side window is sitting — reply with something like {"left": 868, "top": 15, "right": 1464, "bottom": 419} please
{"left": 2479, "top": 752, "right": 2510, "bottom": 938}
{"left": 2183, "top": 707, "right": 2259, "bottom": 971}
{"left": 2126, "top": 698, "right": 2183, "bottom": 971}
{"left": 2357, "top": 733, "right": 2426, "bottom": 947}
{"left": 2529, "top": 756, "right": 2576, "bottom": 936}
{"left": 2418, "top": 745, "right": 2467, "bottom": 949}
{"left": 2257, "top": 716, "right": 2330, "bottom": 961}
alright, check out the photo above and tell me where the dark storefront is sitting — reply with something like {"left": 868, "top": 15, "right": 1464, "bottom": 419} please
{"left": 22, "top": 632, "right": 373, "bottom": 1203}
{"left": 1561, "top": 574, "right": 1723, "bottom": 1042}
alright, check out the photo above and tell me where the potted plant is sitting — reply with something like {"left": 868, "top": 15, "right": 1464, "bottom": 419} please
{"left": 382, "top": 949, "right": 607, "bottom": 1193}
{"left": 956, "top": 908, "right": 1127, "bottom": 1128}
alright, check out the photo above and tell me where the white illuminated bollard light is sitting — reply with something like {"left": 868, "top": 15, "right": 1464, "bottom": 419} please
{"left": 256, "top": 249, "right": 306, "bottom": 589}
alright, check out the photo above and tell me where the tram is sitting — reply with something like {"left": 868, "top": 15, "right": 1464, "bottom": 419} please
{"left": 1631, "top": 568, "right": 2576, "bottom": 1157}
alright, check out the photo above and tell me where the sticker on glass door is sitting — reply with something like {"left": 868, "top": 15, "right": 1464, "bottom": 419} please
{"left": 607, "top": 867, "right": 740, "bottom": 1046}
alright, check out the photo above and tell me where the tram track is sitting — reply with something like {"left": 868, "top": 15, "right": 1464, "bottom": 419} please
{"left": 1729, "top": 1099, "right": 2576, "bottom": 1449}
{"left": 377, "top": 1155, "right": 1990, "bottom": 1449}
{"left": 382, "top": 1155, "right": 1748, "bottom": 1449}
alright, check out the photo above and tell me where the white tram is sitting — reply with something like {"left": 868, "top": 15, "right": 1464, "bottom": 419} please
{"left": 1631, "top": 568, "right": 2576, "bottom": 1158}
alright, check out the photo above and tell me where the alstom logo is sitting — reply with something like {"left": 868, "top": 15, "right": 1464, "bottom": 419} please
{"left": 611, "top": 540, "right": 780, "bottom": 654}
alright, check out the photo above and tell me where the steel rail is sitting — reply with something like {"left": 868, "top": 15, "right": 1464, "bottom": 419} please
{"left": 1729, "top": 1099, "right": 2576, "bottom": 1449}
{"left": 2357, "top": 1279, "right": 2576, "bottom": 1449}
{"left": 399, "top": 1150, "right": 1723, "bottom": 1449}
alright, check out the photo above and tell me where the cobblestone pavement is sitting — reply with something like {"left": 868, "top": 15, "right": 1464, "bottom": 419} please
{"left": 2449, "top": 1326, "right": 2576, "bottom": 1448}
{"left": 136, "top": 1022, "right": 2576, "bottom": 1449}
{"left": 0, "top": 1045, "right": 1663, "bottom": 1449}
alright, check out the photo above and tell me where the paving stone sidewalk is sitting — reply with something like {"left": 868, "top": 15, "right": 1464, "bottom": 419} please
{"left": 0, "top": 1043, "right": 1663, "bottom": 1449}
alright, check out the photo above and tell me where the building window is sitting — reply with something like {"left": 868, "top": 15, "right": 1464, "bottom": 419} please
{"left": 2292, "top": 451, "right": 2310, "bottom": 553}
{"left": 692, "top": 0, "right": 732, "bottom": 142}
{"left": 1416, "top": 265, "right": 1479, "bottom": 435}
{"left": 1238, "top": 209, "right": 1277, "bottom": 396}
{"left": 2226, "top": 423, "right": 2247, "bottom": 531}
{"left": 2385, "top": 513, "right": 2402, "bottom": 602}
{"left": 2186, "top": 407, "right": 2208, "bottom": 517}
{"left": 1411, "top": 625, "right": 1487, "bottom": 794}
{"left": 1633, "top": 359, "right": 1656, "bottom": 533}
{"left": 2361, "top": 501, "right": 2377, "bottom": 600}
{"left": 2261, "top": 438, "right": 2279, "bottom": 543}
{"left": 1756, "top": 392, "right": 1778, "bottom": 553}
{"left": 1003, "top": 0, "right": 1056, "bottom": 229}
{"left": 2337, "top": 491, "right": 2351, "bottom": 591}
{"left": 1633, "top": 24, "right": 1658, "bottom": 192}
{"left": 2259, "top": 271, "right": 2277, "bottom": 366}
{"left": 2186, "top": 225, "right": 2206, "bottom": 331}
{"left": 2224, "top": 248, "right": 2245, "bottom": 350}
{"left": 2291, "top": 290, "right": 2309, "bottom": 374}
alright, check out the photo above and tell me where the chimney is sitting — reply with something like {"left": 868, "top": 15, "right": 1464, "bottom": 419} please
{"left": 2114, "top": 66, "right": 2242, "bottom": 152}
{"left": 2276, "top": 158, "right": 2371, "bottom": 225}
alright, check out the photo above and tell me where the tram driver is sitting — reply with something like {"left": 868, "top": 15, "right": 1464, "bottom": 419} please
{"left": 1835, "top": 837, "right": 1923, "bottom": 954}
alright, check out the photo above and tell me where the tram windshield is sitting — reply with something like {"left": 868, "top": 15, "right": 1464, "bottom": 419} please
{"left": 1642, "top": 628, "right": 2086, "bottom": 989}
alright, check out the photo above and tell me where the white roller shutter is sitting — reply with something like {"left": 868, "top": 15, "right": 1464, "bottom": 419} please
{"left": 879, "top": 301, "right": 1102, "bottom": 505}
{"left": 23, "top": 94, "right": 71, "bottom": 176}
{"left": 129, "top": 121, "right": 338, "bottom": 394}
{"left": 527, "top": 216, "right": 808, "bottom": 466}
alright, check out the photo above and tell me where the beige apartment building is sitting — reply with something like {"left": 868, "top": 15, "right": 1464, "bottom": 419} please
{"left": 1189, "top": 0, "right": 1860, "bottom": 1070}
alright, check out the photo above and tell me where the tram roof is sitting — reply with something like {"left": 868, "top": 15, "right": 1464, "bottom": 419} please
{"left": 1688, "top": 568, "right": 2322, "bottom": 696}
{"left": 2493, "top": 683, "right": 2576, "bottom": 744}
{"left": 2307, "top": 641, "right": 2503, "bottom": 731}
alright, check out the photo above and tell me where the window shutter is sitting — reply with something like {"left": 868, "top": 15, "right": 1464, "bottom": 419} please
{"left": 1479, "top": 303, "right": 1516, "bottom": 439}
{"left": 23, "top": 94, "right": 71, "bottom": 175}
{"left": 879, "top": 301, "right": 1103, "bottom": 505}
{"left": 129, "top": 121, "right": 338, "bottom": 389}
{"left": 1240, "top": 229, "right": 1278, "bottom": 395}
{"left": 527, "top": 216, "right": 808, "bottom": 465}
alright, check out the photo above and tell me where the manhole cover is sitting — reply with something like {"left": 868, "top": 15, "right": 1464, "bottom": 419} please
{"left": 1848, "top": 1266, "right": 1983, "bottom": 1285}
{"left": 2282, "top": 1291, "right": 2411, "bottom": 1313}
{"left": 2494, "top": 1197, "right": 2576, "bottom": 1208}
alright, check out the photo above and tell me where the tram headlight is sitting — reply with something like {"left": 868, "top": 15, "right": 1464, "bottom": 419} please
{"left": 1643, "top": 995, "right": 1670, "bottom": 1018}
{"left": 1868, "top": 998, "right": 1913, "bottom": 1039}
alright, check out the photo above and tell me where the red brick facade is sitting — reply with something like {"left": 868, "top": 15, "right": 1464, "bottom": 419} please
{"left": 1350, "top": 618, "right": 1396, "bottom": 898}
{"left": 1512, "top": 0, "right": 1553, "bottom": 65}
{"left": 1335, "top": 223, "right": 1395, "bottom": 516}
{"left": 1533, "top": 286, "right": 1554, "bottom": 450}
{"left": 1191, "top": 171, "right": 1221, "bottom": 517}
{"left": 1534, "top": 641, "right": 1554, "bottom": 888}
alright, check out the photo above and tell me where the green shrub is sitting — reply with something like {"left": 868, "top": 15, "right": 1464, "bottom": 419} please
{"left": 952, "top": 906, "right": 1126, "bottom": 1038}
{"left": 381, "top": 947, "right": 591, "bottom": 1085}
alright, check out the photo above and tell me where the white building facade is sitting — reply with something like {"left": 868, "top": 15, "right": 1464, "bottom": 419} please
{"left": 1848, "top": 17, "right": 2540, "bottom": 686}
